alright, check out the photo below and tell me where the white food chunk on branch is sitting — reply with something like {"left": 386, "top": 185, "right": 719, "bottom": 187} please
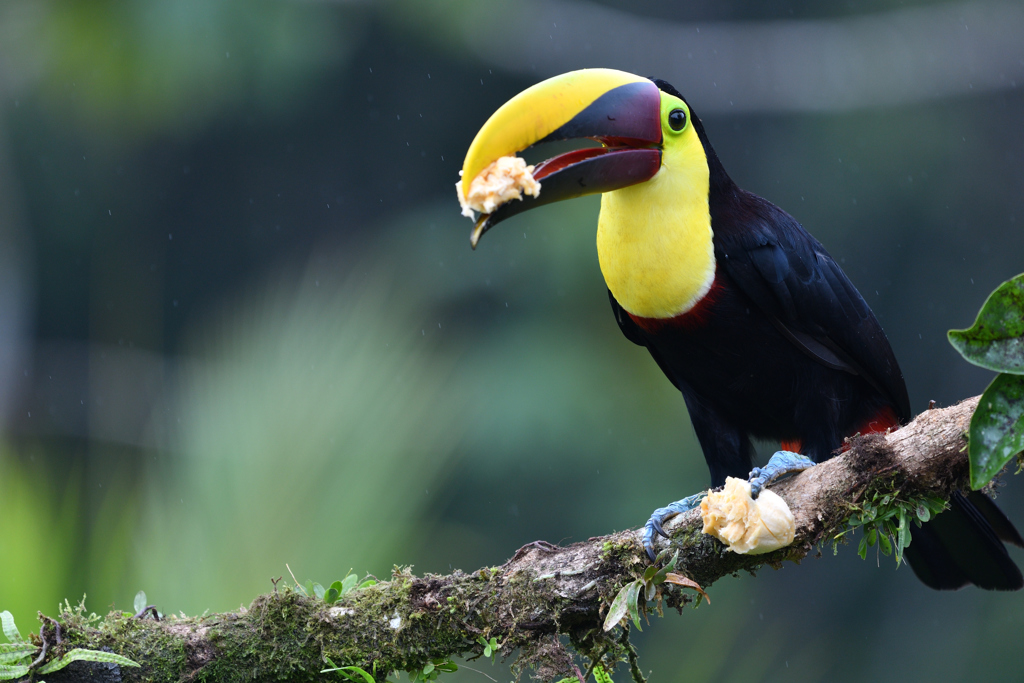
{"left": 700, "top": 477, "right": 795, "bottom": 554}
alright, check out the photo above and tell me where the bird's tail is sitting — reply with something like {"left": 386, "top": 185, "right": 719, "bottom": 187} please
{"left": 904, "top": 490, "right": 1023, "bottom": 590}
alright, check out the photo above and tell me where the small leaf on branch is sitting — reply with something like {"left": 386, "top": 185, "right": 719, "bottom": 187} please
{"left": 915, "top": 503, "right": 930, "bottom": 523}
{"left": 878, "top": 533, "right": 892, "bottom": 556}
{"left": 593, "top": 664, "right": 614, "bottom": 683}
{"left": 625, "top": 581, "right": 643, "bottom": 631}
{"left": 663, "top": 573, "right": 709, "bottom": 603}
{"left": 0, "top": 613, "right": 22, "bottom": 644}
{"left": 36, "top": 648, "right": 140, "bottom": 675}
{"left": 896, "top": 510, "right": 910, "bottom": 566}
{"left": 0, "top": 662, "right": 31, "bottom": 680}
{"left": 948, "top": 273, "right": 1024, "bottom": 374}
{"left": 0, "top": 642, "right": 35, "bottom": 665}
{"left": 968, "top": 373, "right": 1024, "bottom": 489}
{"left": 603, "top": 581, "right": 636, "bottom": 632}
{"left": 134, "top": 590, "right": 148, "bottom": 614}
{"left": 341, "top": 574, "right": 360, "bottom": 595}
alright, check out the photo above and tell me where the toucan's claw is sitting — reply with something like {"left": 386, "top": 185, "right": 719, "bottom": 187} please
{"left": 748, "top": 451, "right": 816, "bottom": 498}
{"left": 642, "top": 492, "right": 708, "bottom": 561}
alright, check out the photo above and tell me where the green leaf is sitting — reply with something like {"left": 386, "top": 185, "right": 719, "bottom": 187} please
{"left": 0, "top": 613, "right": 22, "bottom": 644}
{"left": 896, "top": 510, "right": 910, "bottom": 566}
{"left": 968, "top": 373, "right": 1024, "bottom": 489}
{"left": 0, "top": 643, "right": 35, "bottom": 665}
{"left": 304, "top": 580, "right": 314, "bottom": 597}
{"left": 651, "top": 550, "right": 679, "bottom": 585}
{"left": 625, "top": 581, "right": 643, "bottom": 632}
{"left": 0, "top": 643, "right": 34, "bottom": 663}
{"left": 949, "top": 273, "right": 1024, "bottom": 374}
{"left": 37, "top": 648, "right": 141, "bottom": 674}
{"left": 0, "top": 644, "right": 32, "bottom": 654}
{"left": 313, "top": 583, "right": 326, "bottom": 600}
{"left": 422, "top": 662, "right": 435, "bottom": 676}
{"left": 915, "top": 503, "right": 931, "bottom": 523}
{"left": 879, "top": 533, "right": 893, "bottom": 556}
{"left": 325, "top": 587, "right": 341, "bottom": 604}
{"left": 324, "top": 665, "right": 377, "bottom": 683}
{"left": 435, "top": 660, "right": 457, "bottom": 673}
{"left": 341, "top": 574, "right": 360, "bottom": 595}
{"left": 0, "top": 663, "right": 30, "bottom": 680}
{"left": 603, "top": 581, "right": 636, "bottom": 632}
{"left": 665, "top": 549, "right": 679, "bottom": 572}
{"left": 134, "top": 590, "right": 148, "bottom": 614}
{"left": 858, "top": 534, "right": 868, "bottom": 560}
{"left": 358, "top": 579, "right": 377, "bottom": 589}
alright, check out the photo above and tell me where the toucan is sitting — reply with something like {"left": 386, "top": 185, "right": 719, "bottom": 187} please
{"left": 460, "top": 68, "right": 1023, "bottom": 590}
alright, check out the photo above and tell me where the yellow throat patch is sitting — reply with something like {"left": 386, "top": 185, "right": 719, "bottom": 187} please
{"left": 596, "top": 92, "right": 716, "bottom": 320}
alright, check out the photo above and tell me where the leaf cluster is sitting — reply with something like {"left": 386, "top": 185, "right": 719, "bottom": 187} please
{"left": 405, "top": 657, "right": 459, "bottom": 683}
{"left": 949, "top": 273, "right": 1024, "bottom": 489}
{"left": 602, "top": 551, "right": 708, "bottom": 633}
{"left": 554, "top": 663, "right": 615, "bottom": 683}
{"left": 476, "top": 635, "right": 501, "bottom": 661}
{"left": 295, "top": 570, "right": 377, "bottom": 604}
{"left": 0, "top": 609, "right": 139, "bottom": 680}
{"left": 322, "top": 657, "right": 459, "bottom": 683}
{"left": 832, "top": 490, "right": 947, "bottom": 566}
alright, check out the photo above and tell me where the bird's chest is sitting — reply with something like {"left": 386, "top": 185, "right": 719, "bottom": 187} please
{"left": 596, "top": 178, "right": 716, "bottom": 320}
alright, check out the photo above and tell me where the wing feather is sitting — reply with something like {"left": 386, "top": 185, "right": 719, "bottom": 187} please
{"left": 714, "top": 191, "right": 911, "bottom": 422}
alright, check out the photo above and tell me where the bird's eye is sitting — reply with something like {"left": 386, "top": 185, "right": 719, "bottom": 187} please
{"left": 668, "top": 108, "right": 687, "bottom": 132}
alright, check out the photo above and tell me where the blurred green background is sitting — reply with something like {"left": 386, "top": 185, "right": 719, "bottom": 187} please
{"left": 1, "top": 1, "right": 1023, "bottom": 681}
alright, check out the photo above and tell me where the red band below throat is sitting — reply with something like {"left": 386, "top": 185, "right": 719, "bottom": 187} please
{"left": 627, "top": 273, "right": 721, "bottom": 334}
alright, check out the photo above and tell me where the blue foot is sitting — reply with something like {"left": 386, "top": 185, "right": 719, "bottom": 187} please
{"left": 643, "top": 492, "right": 707, "bottom": 561}
{"left": 748, "top": 451, "right": 816, "bottom": 498}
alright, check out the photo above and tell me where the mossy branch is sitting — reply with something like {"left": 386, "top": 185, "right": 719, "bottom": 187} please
{"left": 26, "top": 397, "right": 990, "bottom": 683}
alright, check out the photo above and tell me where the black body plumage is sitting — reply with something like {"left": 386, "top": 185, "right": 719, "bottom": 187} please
{"left": 613, "top": 80, "right": 1023, "bottom": 590}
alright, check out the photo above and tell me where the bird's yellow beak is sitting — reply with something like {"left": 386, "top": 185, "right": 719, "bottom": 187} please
{"left": 460, "top": 68, "right": 664, "bottom": 246}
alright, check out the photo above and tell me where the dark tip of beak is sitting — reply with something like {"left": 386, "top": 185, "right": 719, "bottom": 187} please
{"left": 470, "top": 215, "right": 489, "bottom": 249}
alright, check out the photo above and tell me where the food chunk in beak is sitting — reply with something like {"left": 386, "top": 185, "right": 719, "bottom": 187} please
{"left": 457, "top": 69, "right": 664, "bottom": 246}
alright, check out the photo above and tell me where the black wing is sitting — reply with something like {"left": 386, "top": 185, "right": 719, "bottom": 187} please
{"left": 713, "top": 190, "right": 911, "bottom": 422}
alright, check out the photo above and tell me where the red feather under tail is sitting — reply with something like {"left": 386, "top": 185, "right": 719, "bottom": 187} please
{"left": 780, "top": 406, "right": 900, "bottom": 456}
{"left": 780, "top": 439, "right": 803, "bottom": 453}
{"left": 840, "top": 405, "right": 902, "bottom": 452}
